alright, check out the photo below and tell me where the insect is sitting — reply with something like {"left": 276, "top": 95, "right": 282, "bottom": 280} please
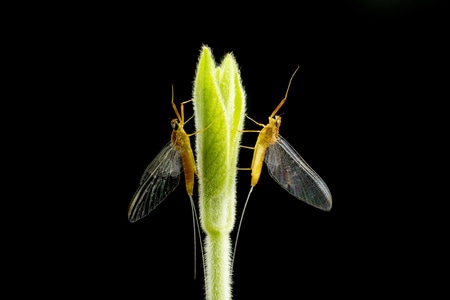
{"left": 128, "top": 86, "right": 207, "bottom": 278}
{"left": 233, "top": 66, "right": 332, "bottom": 266}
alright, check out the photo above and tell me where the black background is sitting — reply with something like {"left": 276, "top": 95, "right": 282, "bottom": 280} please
{"left": 16, "top": 1, "right": 447, "bottom": 299}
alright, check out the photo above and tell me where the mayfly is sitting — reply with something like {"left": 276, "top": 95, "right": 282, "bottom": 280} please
{"left": 128, "top": 86, "right": 207, "bottom": 279}
{"left": 233, "top": 66, "right": 332, "bottom": 265}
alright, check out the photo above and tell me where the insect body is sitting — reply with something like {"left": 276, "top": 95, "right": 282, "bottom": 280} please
{"left": 128, "top": 96, "right": 200, "bottom": 222}
{"left": 233, "top": 67, "right": 332, "bottom": 266}
{"left": 128, "top": 86, "right": 206, "bottom": 278}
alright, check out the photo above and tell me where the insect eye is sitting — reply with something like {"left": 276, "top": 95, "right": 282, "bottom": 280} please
{"left": 171, "top": 119, "right": 179, "bottom": 129}
{"left": 276, "top": 116, "right": 281, "bottom": 126}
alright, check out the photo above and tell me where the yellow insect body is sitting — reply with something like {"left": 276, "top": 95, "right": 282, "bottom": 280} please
{"left": 233, "top": 67, "right": 332, "bottom": 267}
{"left": 170, "top": 117, "right": 196, "bottom": 197}
{"left": 241, "top": 66, "right": 331, "bottom": 210}
{"left": 249, "top": 115, "right": 280, "bottom": 187}
{"left": 128, "top": 88, "right": 207, "bottom": 279}
{"left": 127, "top": 96, "right": 202, "bottom": 223}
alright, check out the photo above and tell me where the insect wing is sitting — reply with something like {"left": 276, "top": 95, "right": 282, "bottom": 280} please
{"left": 128, "top": 142, "right": 183, "bottom": 222}
{"left": 264, "top": 135, "right": 332, "bottom": 211}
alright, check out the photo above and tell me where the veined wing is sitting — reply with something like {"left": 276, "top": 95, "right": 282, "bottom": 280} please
{"left": 264, "top": 135, "right": 332, "bottom": 211}
{"left": 128, "top": 142, "right": 183, "bottom": 222}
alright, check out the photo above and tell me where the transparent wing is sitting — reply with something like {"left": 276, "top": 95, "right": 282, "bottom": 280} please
{"left": 264, "top": 135, "right": 332, "bottom": 211}
{"left": 128, "top": 142, "right": 183, "bottom": 222}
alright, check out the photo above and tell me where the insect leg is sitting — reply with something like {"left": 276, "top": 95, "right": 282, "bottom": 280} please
{"left": 269, "top": 66, "right": 300, "bottom": 118}
{"left": 179, "top": 99, "right": 193, "bottom": 123}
